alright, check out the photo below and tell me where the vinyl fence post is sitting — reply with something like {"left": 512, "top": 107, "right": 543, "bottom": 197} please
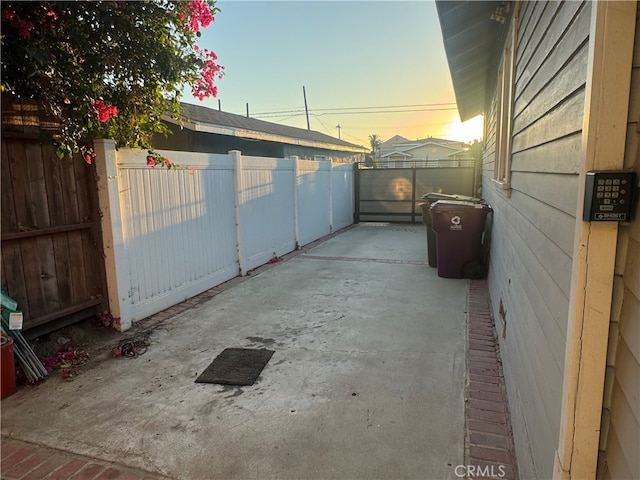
{"left": 292, "top": 156, "right": 300, "bottom": 249}
{"left": 94, "top": 139, "right": 132, "bottom": 331}
{"left": 230, "top": 150, "right": 246, "bottom": 276}
{"left": 353, "top": 162, "right": 360, "bottom": 223}
{"left": 329, "top": 160, "right": 334, "bottom": 233}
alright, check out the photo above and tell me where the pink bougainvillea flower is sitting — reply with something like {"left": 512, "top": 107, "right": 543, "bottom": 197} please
{"left": 81, "top": 146, "right": 96, "bottom": 165}
{"left": 182, "top": 0, "right": 214, "bottom": 32}
{"left": 14, "top": 20, "right": 35, "bottom": 38}
{"left": 93, "top": 100, "right": 118, "bottom": 122}
{"left": 192, "top": 49, "right": 223, "bottom": 100}
{"left": 2, "top": 10, "right": 16, "bottom": 20}
{"left": 146, "top": 156, "right": 156, "bottom": 168}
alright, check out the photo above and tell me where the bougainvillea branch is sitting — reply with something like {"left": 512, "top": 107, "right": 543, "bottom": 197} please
{"left": 146, "top": 151, "right": 177, "bottom": 170}
{"left": 1, "top": 1, "right": 223, "bottom": 165}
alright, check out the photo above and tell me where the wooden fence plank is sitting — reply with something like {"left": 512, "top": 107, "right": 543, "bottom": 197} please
{"left": 19, "top": 237, "right": 46, "bottom": 319}
{"left": 52, "top": 233, "right": 73, "bottom": 308}
{"left": 67, "top": 230, "right": 88, "bottom": 305}
{"left": 60, "top": 154, "right": 80, "bottom": 224}
{"left": 42, "top": 143, "right": 66, "bottom": 226}
{"left": 0, "top": 243, "right": 30, "bottom": 319}
{"left": 37, "top": 235, "right": 61, "bottom": 313}
{"left": 1, "top": 139, "right": 17, "bottom": 233}
{"left": 26, "top": 142, "right": 51, "bottom": 228}
{"left": 80, "top": 226, "right": 104, "bottom": 300}
{"left": 74, "top": 151, "right": 92, "bottom": 221}
{"left": 7, "top": 139, "right": 33, "bottom": 228}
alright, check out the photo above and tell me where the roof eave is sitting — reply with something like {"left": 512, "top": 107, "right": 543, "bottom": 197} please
{"left": 436, "top": 0, "right": 510, "bottom": 122}
{"left": 163, "top": 115, "right": 365, "bottom": 153}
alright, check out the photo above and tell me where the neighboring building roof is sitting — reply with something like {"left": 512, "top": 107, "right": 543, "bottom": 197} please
{"left": 446, "top": 149, "right": 472, "bottom": 158}
{"left": 165, "top": 102, "right": 364, "bottom": 153}
{"left": 435, "top": 1, "right": 509, "bottom": 121}
{"left": 380, "top": 136, "right": 471, "bottom": 154}
{"left": 404, "top": 141, "right": 464, "bottom": 152}
{"left": 381, "top": 150, "right": 413, "bottom": 158}
{"left": 413, "top": 137, "right": 469, "bottom": 149}
{"left": 381, "top": 134, "right": 411, "bottom": 145}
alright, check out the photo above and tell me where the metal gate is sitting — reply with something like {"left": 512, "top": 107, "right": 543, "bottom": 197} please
{"left": 354, "top": 161, "right": 477, "bottom": 223}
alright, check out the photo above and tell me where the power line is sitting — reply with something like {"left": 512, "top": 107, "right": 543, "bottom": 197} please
{"left": 341, "top": 120, "right": 459, "bottom": 131}
{"left": 311, "top": 102, "right": 457, "bottom": 112}
{"left": 249, "top": 102, "right": 458, "bottom": 117}
{"left": 315, "top": 107, "right": 458, "bottom": 116}
{"left": 252, "top": 107, "right": 457, "bottom": 119}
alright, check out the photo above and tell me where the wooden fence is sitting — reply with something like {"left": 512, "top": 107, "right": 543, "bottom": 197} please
{"left": 1, "top": 96, "right": 108, "bottom": 336}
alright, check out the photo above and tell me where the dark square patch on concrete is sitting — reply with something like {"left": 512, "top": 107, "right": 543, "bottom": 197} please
{"left": 195, "top": 348, "right": 275, "bottom": 386}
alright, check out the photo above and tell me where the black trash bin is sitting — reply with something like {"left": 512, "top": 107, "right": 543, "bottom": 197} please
{"left": 429, "top": 200, "right": 492, "bottom": 279}
{"left": 418, "top": 193, "right": 483, "bottom": 267}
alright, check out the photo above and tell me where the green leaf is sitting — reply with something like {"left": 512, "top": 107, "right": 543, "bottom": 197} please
{"left": 2, "top": 0, "right": 222, "bottom": 159}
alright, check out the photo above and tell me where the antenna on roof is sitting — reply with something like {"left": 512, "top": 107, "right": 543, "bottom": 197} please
{"left": 246, "top": 103, "right": 249, "bottom": 118}
{"left": 303, "top": 86, "right": 310, "bottom": 130}
{"left": 218, "top": 99, "right": 221, "bottom": 111}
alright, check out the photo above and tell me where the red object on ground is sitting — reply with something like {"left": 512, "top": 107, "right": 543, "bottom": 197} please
{"left": 1, "top": 333, "right": 17, "bottom": 399}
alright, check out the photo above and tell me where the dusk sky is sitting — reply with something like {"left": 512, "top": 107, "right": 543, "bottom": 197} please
{"left": 184, "top": 0, "right": 484, "bottom": 148}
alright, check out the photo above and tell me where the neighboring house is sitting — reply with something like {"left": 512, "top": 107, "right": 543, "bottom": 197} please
{"left": 437, "top": 1, "right": 639, "bottom": 480}
{"left": 376, "top": 135, "right": 473, "bottom": 167}
{"left": 153, "top": 102, "right": 365, "bottom": 163}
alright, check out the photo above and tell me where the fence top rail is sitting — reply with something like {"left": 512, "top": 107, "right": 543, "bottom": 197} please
{"left": 356, "top": 160, "right": 475, "bottom": 169}
{"left": 116, "top": 149, "right": 235, "bottom": 169}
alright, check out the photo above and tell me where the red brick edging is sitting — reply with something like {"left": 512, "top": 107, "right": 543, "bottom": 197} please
{"left": 465, "top": 279, "right": 519, "bottom": 480}
{"left": 0, "top": 437, "right": 167, "bottom": 480}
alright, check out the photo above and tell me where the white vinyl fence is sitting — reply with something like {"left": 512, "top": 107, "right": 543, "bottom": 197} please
{"left": 95, "top": 140, "right": 354, "bottom": 330}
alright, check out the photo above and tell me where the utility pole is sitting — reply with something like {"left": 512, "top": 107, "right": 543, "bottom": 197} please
{"left": 303, "top": 86, "right": 310, "bottom": 130}
{"left": 336, "top": 124, "right": 341, "bottom": 139}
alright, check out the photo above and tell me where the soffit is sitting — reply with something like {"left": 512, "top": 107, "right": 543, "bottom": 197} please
{"left": 435, "top": 1, "right": 509, "bottom": 121}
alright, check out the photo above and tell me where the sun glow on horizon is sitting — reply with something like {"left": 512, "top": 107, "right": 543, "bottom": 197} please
{"left": 445, "top": 114, "right": 484, "bottom": 144}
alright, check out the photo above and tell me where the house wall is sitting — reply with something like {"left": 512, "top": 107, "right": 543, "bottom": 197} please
{"left": 282, "top": 145, "right": 362, "bottom": 163}
{"left": 152, "top": 126, "right": 362, "bottom": 163}
{"left": 482, "top": 2, "right": 591, "bottom": 478}
{"left": 598, "top": 4, "right": 640, "bottom": 479}
{"left": 409, "top": 144, "right": 471, "bottom": 161}
{"left": 154, "top": 127, "right": 283, "bottom": 157}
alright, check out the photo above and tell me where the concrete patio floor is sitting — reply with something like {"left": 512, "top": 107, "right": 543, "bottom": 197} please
{"left": 2, "top": 223, "right": 470, "bottom": 480}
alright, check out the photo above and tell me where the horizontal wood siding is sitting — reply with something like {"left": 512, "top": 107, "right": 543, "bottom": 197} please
{"left": 483, "top": 2, "right": 591, "bottom": 478}
{"left": 600, "top": 5, "right": 640, "bottom": 478}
